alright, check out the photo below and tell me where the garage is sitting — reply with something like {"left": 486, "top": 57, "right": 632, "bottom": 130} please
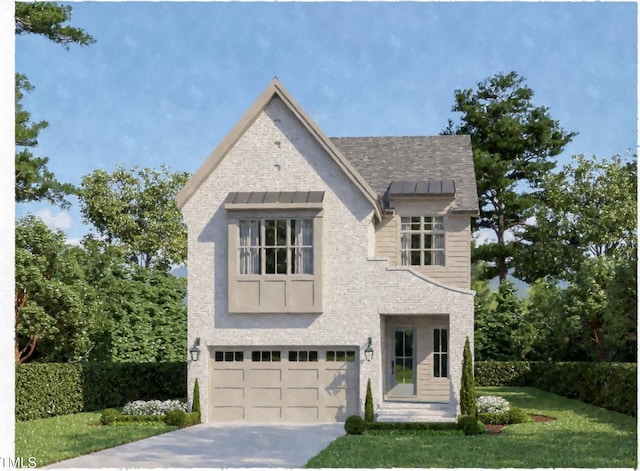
{"left": 209, "top": 347, "right": 359, "bottom": 422}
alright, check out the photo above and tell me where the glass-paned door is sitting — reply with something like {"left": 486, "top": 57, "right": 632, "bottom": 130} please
{"left": 389, "top": 328, "right": 416, "bottom": 397}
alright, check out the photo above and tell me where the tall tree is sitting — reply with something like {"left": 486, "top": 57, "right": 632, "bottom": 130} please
{"left": 15, "top": 2, "right": 95, "bottom": 47}
{"left": 444, "top": 71, "right": 576, "bottom": 281}
{"left": 15, "top": 74, "right": 75, "bottom": 206}
{"left": 15, "top": 2, "right": 95, "bottom": 206}
{"left": 515, "top": 154, "right": 637, "bottom": 282}
{"left": 15, "top": 215, "right": 103, "bottom": 363}
{"left": 78, "top": 165, "right": 189, "bottom": 271}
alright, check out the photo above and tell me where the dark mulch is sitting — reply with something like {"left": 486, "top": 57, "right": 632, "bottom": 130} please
{"left": 486, "top": 414, "right": 555, "bottom": 435}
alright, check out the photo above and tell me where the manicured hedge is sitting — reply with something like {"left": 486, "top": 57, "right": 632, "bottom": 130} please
{"left": 475, "top": 361, "right": 636, "bottom": 417}
{"left": 16, "top": 362, "right": 186, "bottom": 421}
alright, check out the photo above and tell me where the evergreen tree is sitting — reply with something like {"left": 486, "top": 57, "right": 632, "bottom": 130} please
{"left": 460, "top": 337, "right": 476, "bottom": 416}
{"left": 364, "top": 378, "right": 374, "bottom": 422}
{"left": 192, "top": 378, "right": 201, "bottom": 423}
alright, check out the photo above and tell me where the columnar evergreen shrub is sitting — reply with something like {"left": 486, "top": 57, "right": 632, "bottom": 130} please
{"left": 364, "top": 379, "right": 374, "bottom": 423}
{"left": 457, "top": 415, "right": 486, "bottom": 435}
{"left": 192, "top": 378, "right": 201, "bottom": 422}
{"left": 460, "top": 337, "right": 476, "bottom": 416}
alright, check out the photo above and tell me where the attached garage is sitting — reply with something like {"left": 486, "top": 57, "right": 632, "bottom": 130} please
{"left": 209, "top": 347, "right": 359, "bottom": 422}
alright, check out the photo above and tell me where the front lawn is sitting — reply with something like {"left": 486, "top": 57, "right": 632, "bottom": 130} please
{"left": 15, "top": 411, "right": 176, "bottom": 467}
{"left": 305, "top": 386, "right": 637, "bottom": 468}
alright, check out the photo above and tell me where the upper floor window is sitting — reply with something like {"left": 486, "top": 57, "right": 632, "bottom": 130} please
{"left": 239, "top": 218, "right": 313, "bottom": 275}
{"left": 400, "top": 216, "right": 445, "bottom": 266}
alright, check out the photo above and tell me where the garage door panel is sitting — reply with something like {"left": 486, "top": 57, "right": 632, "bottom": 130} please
{"left": 210, "top": 347, "right": 358, "bottom": 423}
{"left": 248, "top": 387, "right": 282, "bottom": 405}
{"left": 248, "top": 406, "right": 282, "bottom": 422}
{"left": 250, "top": 368, "right": 282, "bottom": 383}
{"left": 286, "top": 406, "right": 319, "bottom": 422}
{"left": 212, "top": 368, "right": 244, "bottom": 385}
{"left": 213, "top": 406, "right": 244, "bottom": 421}
{"left": 213, "top": 387, "right": 244, "bottom": 406}
{"left": 288, "top": 369, "right": 319, "bottom": 386}
{"left": 287, "top": 387, "right": 319, "bottom": 405}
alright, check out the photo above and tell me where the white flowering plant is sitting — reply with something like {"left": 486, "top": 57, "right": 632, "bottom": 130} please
{"left": 122, "top": 399, "right": 187, "bottom": 416}
{"left": 476, "top": 395, "right": 510, "bottom": 414}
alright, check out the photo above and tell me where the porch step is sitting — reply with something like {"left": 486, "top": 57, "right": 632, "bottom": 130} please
{"left": 376, "top": 402, "right": 457, "bottom": 423}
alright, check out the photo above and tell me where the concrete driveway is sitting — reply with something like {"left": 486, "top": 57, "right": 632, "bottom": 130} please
{"left": 45, "top": 422, "right": 344, "bottom": 468}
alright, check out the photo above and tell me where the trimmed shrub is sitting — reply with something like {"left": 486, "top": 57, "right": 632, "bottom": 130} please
{"left": 457, "top": 415, "right": 486, "bottom": 435}
{"left": 477, "top": 412, "right": 509, "bottom": 425}
{"left": 364, "top": 379, "right": 374, "bottom": 423}
{"left": 344, "top": 415, "right": 365, "bottom": 435}
{"left": 192, "top": 378, "right": 201, "bottom": 423}
{"left": 164, "top": 409, "right": 188, "bottom": 427}
{"left": 365, "top": 421, "right": 459, "bottom": 432}
{"left": 16, "top": 361, "right": 187, "bottom": 421}
{"left": 460, "top": 337, "right": 476, "bottom": 416}
{"left": 15, "top": 363, "right": 84, "bottom": 421}
{"left": 508, "top": 407, "right": 532, "bottom": 424}
{"left": 185, "top": 411, "right": 200, "bottom": 427}
{"left": 474, "top": 360, "right": 531, "bottom": 386}
{"left": 100, "top": 408, "right": 120, "bottom": 425}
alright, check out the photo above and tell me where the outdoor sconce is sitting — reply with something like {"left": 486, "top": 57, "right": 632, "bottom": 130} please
{"left": 189, "top": 337, "right": 201, "bottom": 362}
{"left": 364, "top": 337, "right": 374, "bottom": 362}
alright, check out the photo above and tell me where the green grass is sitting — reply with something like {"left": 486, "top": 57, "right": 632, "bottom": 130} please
{"left": 305, "top": 386, "right": 638, "bottom": 468}
{"left": 15, "top": 411, "right": 177, "bottom": 467}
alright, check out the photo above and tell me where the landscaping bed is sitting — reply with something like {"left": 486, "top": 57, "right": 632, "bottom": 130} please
{"left": 305, "top": 386, "right": 637, "bottom": 468}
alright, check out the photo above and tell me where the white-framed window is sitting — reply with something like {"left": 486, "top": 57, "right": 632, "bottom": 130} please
{"left": 400, "top": 216, "right": 445, "bottom": 266}
{"left": 239, "top": 218, "right": 313, "bottom": 275}
{"left": 433, "top": 328, "right": 448, "bottom": 378}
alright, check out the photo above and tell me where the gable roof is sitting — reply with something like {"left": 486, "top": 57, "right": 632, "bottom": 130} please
{"left": 176, "top": 78, "right": 382, "bottom": 220}
{"left": 330, "top": 136, "right": 479, "bottom": 214}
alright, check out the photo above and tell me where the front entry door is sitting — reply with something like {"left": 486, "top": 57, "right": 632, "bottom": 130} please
{"left": 389, "top": 328, "right": 416, "bottom": 397}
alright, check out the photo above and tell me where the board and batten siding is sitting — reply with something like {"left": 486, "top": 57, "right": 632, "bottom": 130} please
{"left": 374, "top": 212, "right": 471, "bottom": 290}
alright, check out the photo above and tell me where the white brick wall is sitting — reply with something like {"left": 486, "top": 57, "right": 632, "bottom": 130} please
{"left": 181, "top": 97, "right": 474, "bottom": 421}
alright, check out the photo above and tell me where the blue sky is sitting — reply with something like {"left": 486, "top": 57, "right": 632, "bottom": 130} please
{"left": 12, "top": 1, "right": 638, "bottom": 243}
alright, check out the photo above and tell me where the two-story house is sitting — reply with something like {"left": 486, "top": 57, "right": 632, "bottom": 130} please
{"left": 176, "top": 78, "right": 478, "bottom": 423}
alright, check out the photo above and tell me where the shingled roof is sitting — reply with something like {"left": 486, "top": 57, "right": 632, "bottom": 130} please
{"left": 330, "top": 136, "right": 479, "bottom": 214}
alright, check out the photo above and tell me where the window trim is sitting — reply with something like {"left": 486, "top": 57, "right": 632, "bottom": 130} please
{"left": 433, "top": 328, "right": 448, "bottom": 378}
{"left": 238, "top": 217, "right": 314, "bottom": 276}
{"left": 399, "top": 215, "right": 446, "bottom": 267}
{"left": 227, "top": 208, "right": 323, "bottom": 314}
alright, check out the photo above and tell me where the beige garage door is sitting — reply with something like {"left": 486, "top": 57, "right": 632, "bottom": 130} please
{"left": 210, "top": 347, "right": 359, "bottom": 422}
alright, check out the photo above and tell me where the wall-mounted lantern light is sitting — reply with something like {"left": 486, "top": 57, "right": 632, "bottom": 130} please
{"left": 189, "top": 337, "right": 201, "bottom": 362}
{"left": 364, "top": 337, "right": 374, "bottom": 362}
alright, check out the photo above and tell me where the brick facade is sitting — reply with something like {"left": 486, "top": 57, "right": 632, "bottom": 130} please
{"left": 180, "top": 94, "right": 474, "bottom": 422}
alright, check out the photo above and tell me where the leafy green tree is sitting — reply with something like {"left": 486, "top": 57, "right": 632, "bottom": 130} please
{"left": 474, "top": 280, "right": 525, "bottom": 360}
{"left": 444, "top": 71, "right": 576, "bottom": 281}
{"left": 515, "top": 154, "right": 637, "bottom": 282}
{"left": 78, "top": 165, "right": 189, "bottom": 271}
{"left": 15, "top": 215, "right": 103, "bottom": 363}
{"left": 89, "top": 262, "right": 187, "bottom": 363}
{"left": 460, "top": 337, "right": 476, "bottom": 416}
{"left": 604, "top": 255, "right": 637, "bottom": 361}
{"left": 15, "top": 2, "right": 95, "bottom": 206}
{"left": 522, "top": 279, "right": 565, "bottom": 361}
